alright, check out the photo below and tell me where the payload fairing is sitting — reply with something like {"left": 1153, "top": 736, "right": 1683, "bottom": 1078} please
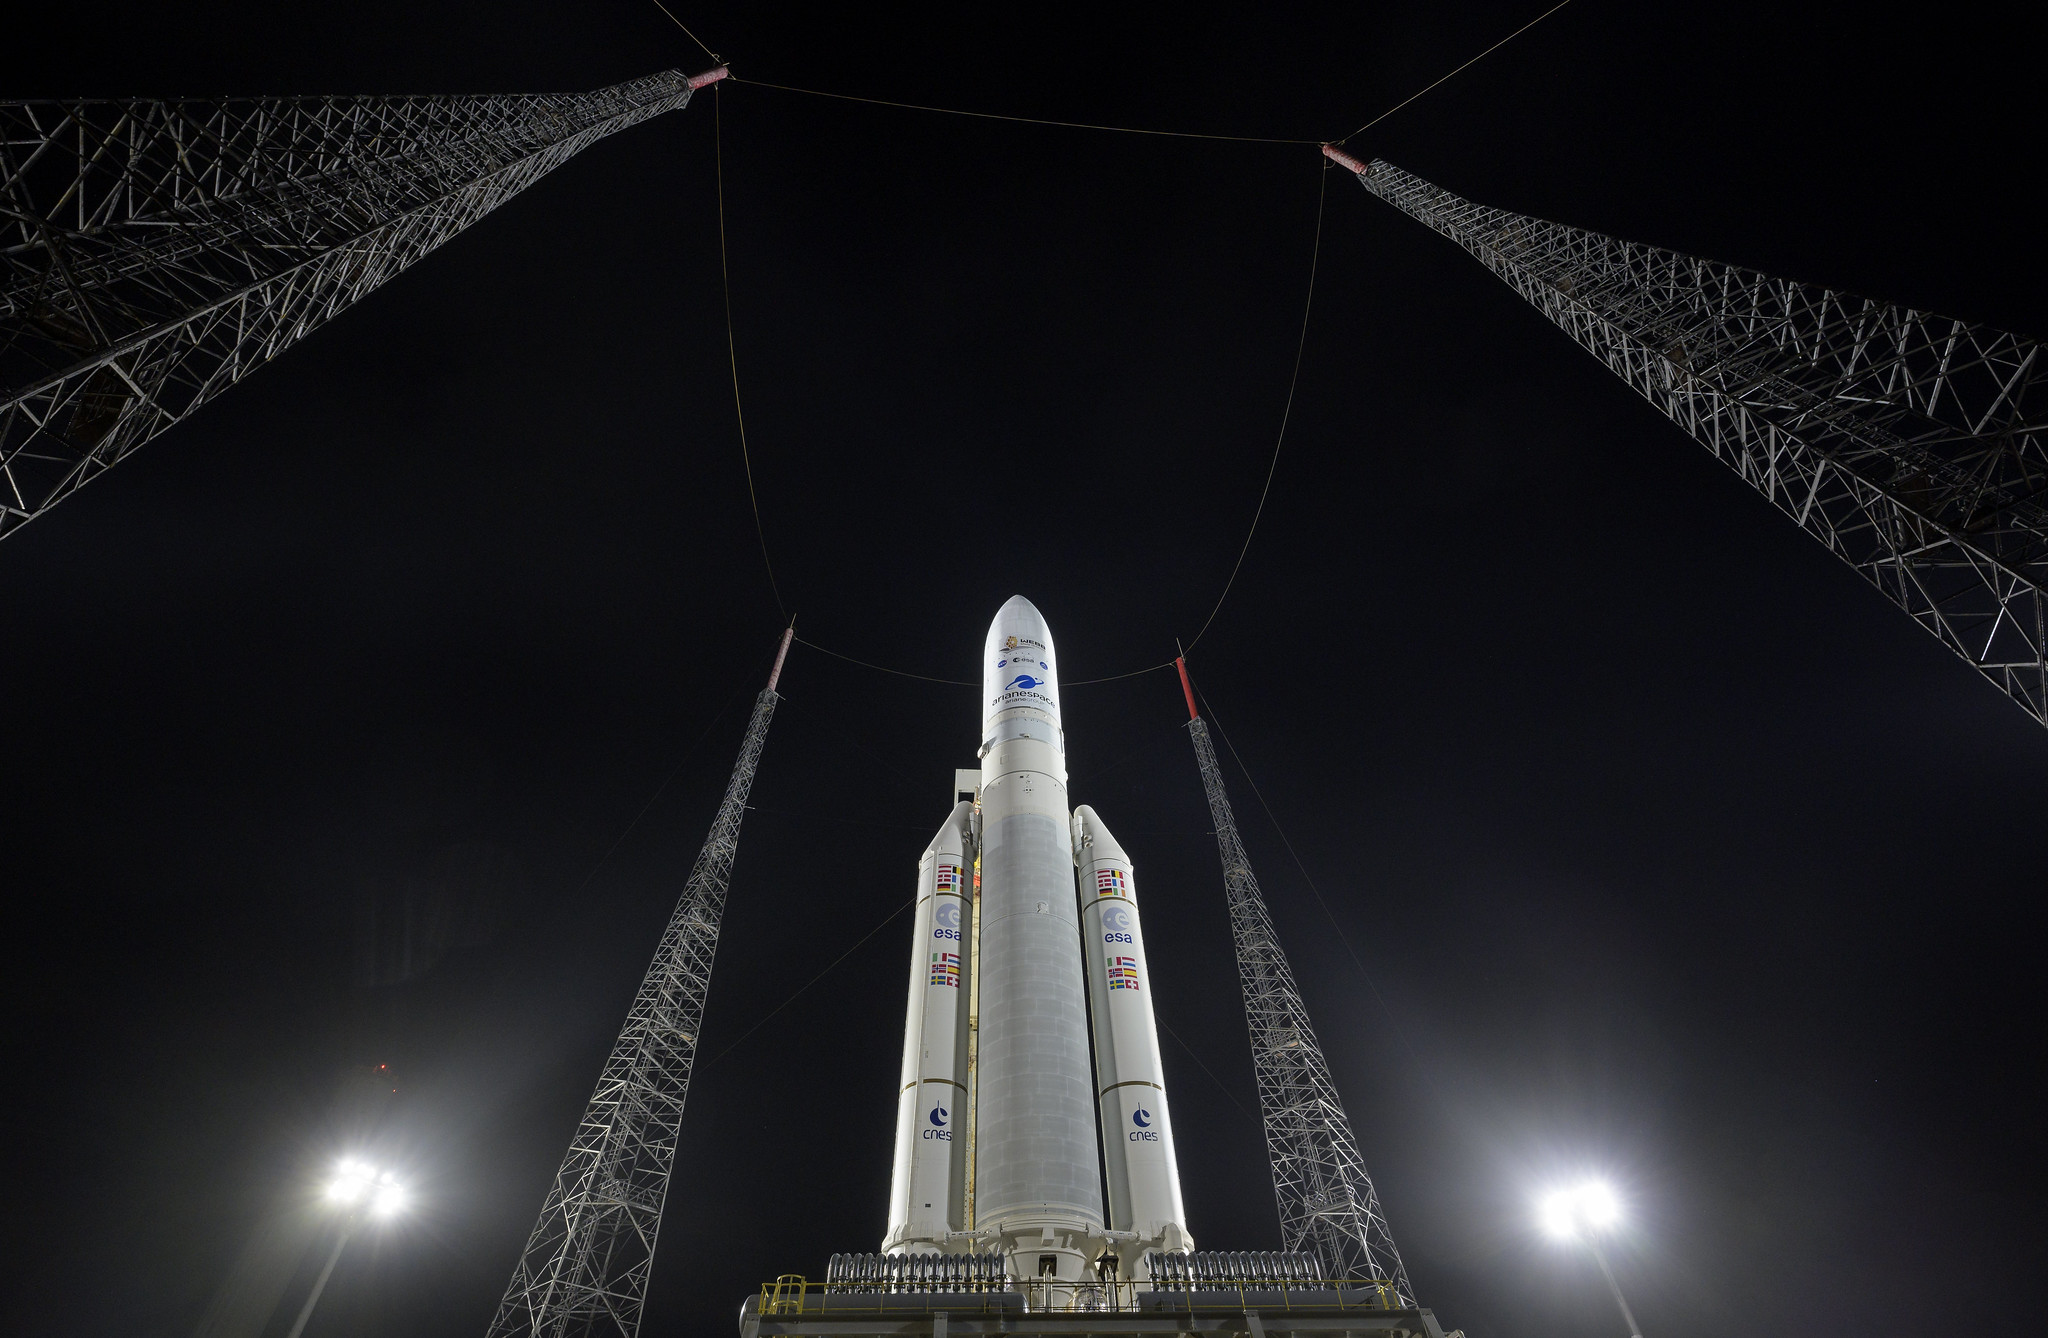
{"left": 883, "top": 597, "right": 1190, "bottom": 1285}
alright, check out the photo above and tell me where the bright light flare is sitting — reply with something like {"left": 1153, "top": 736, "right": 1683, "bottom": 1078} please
{"left": 1540, "top": 1180, "right": 1621, "bottom": 1238}
{"left": 325, "top": 1160, "right": 406, "bottom": 1217}
{"left": 326, "top": 1159, "right": 376, "bottom": 1204}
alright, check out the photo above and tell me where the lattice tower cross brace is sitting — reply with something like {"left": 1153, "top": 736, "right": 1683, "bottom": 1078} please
{"left": 488, "top": 628, "right": 794, "bottom": 1338}
{"left": 1173, "top": 659, "right": 1415, "bottom": 1303}
{"left": 1322, "top": 146, "right": 2048, "bottom": 732}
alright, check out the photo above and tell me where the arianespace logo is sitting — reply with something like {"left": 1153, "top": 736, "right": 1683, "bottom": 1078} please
{"left": 924, "top": 1106, "right": 953, "bottom": 1141}
{"left": 1130, "top": 1107, "right": 1159, "bottom": 1143}
{"left": 1005, "top": 673, "right": 1045, "bottom": 691}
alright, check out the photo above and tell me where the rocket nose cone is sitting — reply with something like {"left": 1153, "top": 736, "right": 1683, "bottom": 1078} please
{"left": 982, "top": 596, "right": 1062, "bottom": 728}
{"left": 984, "top": 595, "right": 1055, "bottom": 658}
{"left": 992, "top": 594, "right": 1046, "bottom": 633}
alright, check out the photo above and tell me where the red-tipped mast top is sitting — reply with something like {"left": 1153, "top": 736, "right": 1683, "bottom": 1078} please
{"left": 765, "top": 625, "right": 794, "bottom": 693}
{"left": 1175, "top": 657, "right": 1199, "bottom": 721}
{"left": 1320, "top": 143, "right": 1369, "bottom": 176}
{"left": 687, "top": 67, "right": 730, "bottom": 89}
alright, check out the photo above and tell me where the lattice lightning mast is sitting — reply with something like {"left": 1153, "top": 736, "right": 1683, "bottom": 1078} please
{"left": 1172, "top": 659, "right": 1415, "bottom": 1303}
{"left": 1324, "top": 147, "right": 2048, "bottom": 731}
{"left": 0, "top": 66, "right": 725, "bottom": 542}
{"left": 491, "top": 629, "right": 793, "bottom": 1338}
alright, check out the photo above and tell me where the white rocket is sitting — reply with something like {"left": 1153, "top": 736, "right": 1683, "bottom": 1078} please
{"left": 884, "top": 596, "right": 1191, "bottom": 1283}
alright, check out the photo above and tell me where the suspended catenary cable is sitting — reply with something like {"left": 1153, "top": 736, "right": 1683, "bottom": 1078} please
{"left": 644, "top": 0, "right": 722, "bottom": 65}
{"left": 1338, "top": 0, "right": 1578, "bottom": 142}
{"left": 1183, "top": 163, "right": 1327, "bottom": 653}
{"left": 730, "top": 76, "right": 1320, "bottom": 144}
{"left": 703, "top": 89, "right": 1304, "bottom": 686}
{"left": 714, "top": 86, "right": 787, "bottom": 617}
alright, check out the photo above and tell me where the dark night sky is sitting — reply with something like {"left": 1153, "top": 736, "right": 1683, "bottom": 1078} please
{"left": 4, "top": 4, "right": 2042, "bottom": 1336}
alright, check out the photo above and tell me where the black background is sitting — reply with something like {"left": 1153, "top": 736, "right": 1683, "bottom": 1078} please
{"left": 4, "top": 4, "right": 2042, "bottom": 1336}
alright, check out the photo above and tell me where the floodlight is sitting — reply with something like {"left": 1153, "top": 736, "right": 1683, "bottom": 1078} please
{"left": 1538, "top": 1188, "right": 1579, "bottom": 1238}
{"left": 1536, "top": 1179, "right": 1645, "bottom": 1338}
{"left": 326, "top": 1159, "right": 376, "bottom": 1204}
{"left": 1538, "top": 1180, "right": 1623, "bottom": 1238}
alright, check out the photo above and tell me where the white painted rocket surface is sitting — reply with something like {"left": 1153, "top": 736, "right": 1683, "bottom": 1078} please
{"left": 882, "top": 800, "right": 973, "bottom": 1252}
{"left": 882, "top": 596, "right": 1191, "bottom": 1282}
{"left": 974, "top": 596, "right": 1103, "bottom": 1276}
{"left": 1073, "top": 805, "right": 1189, "bottom": 1250}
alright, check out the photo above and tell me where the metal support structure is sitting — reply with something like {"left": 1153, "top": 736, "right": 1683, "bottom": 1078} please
{"left": 489, "top": 626, "right": 792, "bottom": 1338}
{"left": 1584, "top": 1240, "right": 1644, "bottom": 1338}
{"left": 1324, "top": 146, "right": 2048, "bottom": 730}
{"left": 0, "top": 66, "right": 726, "bottom": 542}
{"left": 1174, "top": 660, "right": 1414, "bottom": 1303}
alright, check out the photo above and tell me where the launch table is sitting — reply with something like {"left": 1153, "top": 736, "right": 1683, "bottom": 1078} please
{"left": 739, "top": 1285, "right": 1463, "bottom": 1338}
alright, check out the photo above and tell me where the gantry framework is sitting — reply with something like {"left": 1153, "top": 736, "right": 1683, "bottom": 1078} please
{"left": 490, "top": 631, "right": 791, "bottom": 1338}
{"left": 0, "top": 67, "right": 722, "bottom": 542}
{"left": 1325, "top": 148, "right": 2048, "bottom": 730}
{"left": 1178, "top": 668, "right": 1415, "bottom": 1303}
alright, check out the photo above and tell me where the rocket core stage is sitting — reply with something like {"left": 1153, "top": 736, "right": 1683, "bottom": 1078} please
{"left": 883, "top": 596, "right": 1191, "bottom": 1287}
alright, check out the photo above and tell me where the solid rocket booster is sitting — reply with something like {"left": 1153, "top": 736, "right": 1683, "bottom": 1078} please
{"left": 1073, "top": 806, "right": 1189, "bottom": 1249}
{"left": 883, "top": 801, "right": 974, "bottom": 1251}
{"left": 974, "top": 596, "right": 1105, "bottom": 1239}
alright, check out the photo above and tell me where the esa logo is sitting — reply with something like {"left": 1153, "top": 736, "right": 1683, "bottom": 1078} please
{"left": 923, "top": 1106, "right": 953, "bottom": 1141}
{"left": 1129, "top": 1108, "right": 1159, "bottom": 1143}
{"left": 1101, "top": 904, "right": 1134, "bottom": 944}
{"left": 933, "top": 901, "right": 962, "bottom": 941}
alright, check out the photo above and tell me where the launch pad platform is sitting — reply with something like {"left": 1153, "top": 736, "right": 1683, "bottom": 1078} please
{"left": 738, "top": 1281, "right": 1462, "bottom": 1338}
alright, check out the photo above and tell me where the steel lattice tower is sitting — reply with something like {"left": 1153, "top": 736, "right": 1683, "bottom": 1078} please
{"left": 1325, "top": 147, "right": 2048, "bottom": 730}
{"left": 1173, "top": 661, "right": 1415, "bottom": 1301}
{"left": 490, "top": 630, "right": 792, "bottom": 1338}
{"left": 0, "top": 67, "right": 724, "bottom": 542}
